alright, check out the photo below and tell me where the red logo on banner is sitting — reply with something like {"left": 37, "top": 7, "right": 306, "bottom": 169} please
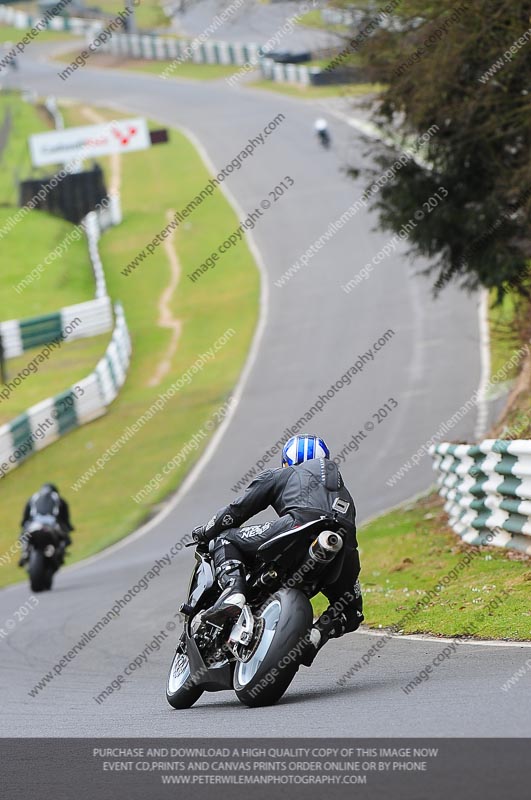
{"left": 111, "top": 125, "right": 139, "bottom": 147}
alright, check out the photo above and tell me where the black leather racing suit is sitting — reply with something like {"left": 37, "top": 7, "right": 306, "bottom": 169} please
{"left": 203, "top": 457, "right": 362, "bottom": 632}
{"left": 20, "top": 487, "right": 74, "bottom": 555}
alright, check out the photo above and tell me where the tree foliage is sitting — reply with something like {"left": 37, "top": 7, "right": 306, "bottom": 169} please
{"left": 337, "top": 0, "right": 531, "bottom": 298}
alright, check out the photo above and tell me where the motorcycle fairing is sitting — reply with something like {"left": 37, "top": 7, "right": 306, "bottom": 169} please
{"left": 185, "top": 630, "right": 233, "bottom": 692}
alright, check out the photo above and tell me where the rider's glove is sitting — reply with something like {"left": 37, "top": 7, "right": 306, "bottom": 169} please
{"left": 191, "top": 525, "right": 209, "bottom": 545}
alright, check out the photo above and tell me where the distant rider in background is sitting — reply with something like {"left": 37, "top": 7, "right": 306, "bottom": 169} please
{"left": 314, "top": 118, "right": 331, "bottom": 148}
{"left": 19, "top": 484, "right": 74, "bottom": 566}
{"left": 191, "top": 434, "right": 363, "bottom": 667}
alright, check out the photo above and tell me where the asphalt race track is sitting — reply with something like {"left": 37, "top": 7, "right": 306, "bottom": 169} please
{"left": 172, "top": 0, "right": 343, "bottom": 51}
{"left": 1, "top": 46, "right": 529, "bottom": 737}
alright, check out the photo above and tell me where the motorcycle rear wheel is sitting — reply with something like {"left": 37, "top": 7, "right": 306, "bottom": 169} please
{"left": 28, "top": 550, "right": 54, "bottom": 593}
{"left": 233, "top": 588, "right": 313, "bottom": 707}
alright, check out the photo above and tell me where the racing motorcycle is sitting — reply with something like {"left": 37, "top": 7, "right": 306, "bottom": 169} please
{"left": 166, "top": 511, "right": 348, "bottom": 709}
{"left": 22, "top": 514, "right": 66, "bottom": 592}
{"left": 317, "top": 127, "right": 331, "bottom": 149}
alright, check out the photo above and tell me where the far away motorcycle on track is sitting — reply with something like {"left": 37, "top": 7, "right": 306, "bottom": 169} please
{"left": 23, "top": 514, "right": 67, "bottom": 593}
{"left": 166, "top": 516, "right": 347, "bottom": 708}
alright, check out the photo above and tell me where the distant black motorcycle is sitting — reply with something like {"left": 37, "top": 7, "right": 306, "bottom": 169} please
{"left": 166, "top": 515, "right": 347, "bottom": 709}
{"left": 23, "top": 514, "right": 66, "bottom": 592}
{"left": 317, "top": 127, "right": 331, "bottom": 149}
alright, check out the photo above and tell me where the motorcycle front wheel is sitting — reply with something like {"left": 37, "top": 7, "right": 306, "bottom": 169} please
{"left": 166, "top": 647, "right": 204, "bottom": 710}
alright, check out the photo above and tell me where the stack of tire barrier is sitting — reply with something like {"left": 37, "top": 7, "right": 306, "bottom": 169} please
{"left": 430, "top": 441, "right": 531, "bottom": 556}
{"left": 97, "top": 32, "right": 261, "bottom": 66}
{"left": 0, "top": 4, "right": 102, "bottom": 35}
{"left": 259, "top": 58, "right": 315, "bottom": 86}
{"left": 258, "top": 57, "right": 364, "bottom": 87}
{"left": 0, "top": 303, "right": 131, "bottom": 478}
{"left": 93, "top": 30, "right": 360, "bottom": 87}
{"left": 0, "top": 3, "right": 352, "bottom": 88}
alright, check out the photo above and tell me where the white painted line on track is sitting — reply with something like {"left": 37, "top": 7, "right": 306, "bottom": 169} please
{"left": 356, "top": 627, "right": 531, "bottom": 648}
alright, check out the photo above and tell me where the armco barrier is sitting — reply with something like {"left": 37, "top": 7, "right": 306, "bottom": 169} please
{"left": 95, "top": 32, "right": 261, "bottom": 66}
{"left": 431, "top": 440, "right": 531, "bottom": 556}
{"left": 83, "top": 196, "right": 122, "bottom": 298}
{"left": 0, "top": 296, "right": 113, "bottom": 359}
{"left": 43, "top": 95, "right": 64, "bottom": 130}
{"left": 0, "top": 302, "right": 131, "bottom": 478}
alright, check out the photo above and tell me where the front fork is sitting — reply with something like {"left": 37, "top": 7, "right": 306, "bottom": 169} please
{"left": 225, "top": 605, "right": 256, "bottom": 661}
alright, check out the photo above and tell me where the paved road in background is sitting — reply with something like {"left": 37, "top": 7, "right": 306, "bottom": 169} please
{"left": 171, "top": 0, "right": 342, "bottom": 51}
{"left": 1, "top": 51, "right": 528, "bottom": 737}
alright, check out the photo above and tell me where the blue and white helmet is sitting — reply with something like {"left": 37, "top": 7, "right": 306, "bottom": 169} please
{"left": 282, "top": 434, "right": 330, "bottom": 467}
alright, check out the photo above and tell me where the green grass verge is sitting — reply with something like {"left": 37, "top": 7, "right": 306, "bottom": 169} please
{"left": 489, "top": 288, "right": 522, "bottom": 384}
{"left": 0, "top": 209, "right": 92, "bottom": 322}
{"left": 0, "top": 99, "right": 260, "bottom": 587}
{"left": 297, "top": 8, "right": 348, "bottom": 34}
{"left": 312, "top": 494, "right": 531, "bottom": 640}
{"left": 0, "top": 216, "right": 102, "bottom": 424}
{"left": 0, "top": 90, "right": 54, "bottom": 203}
{"left": 297, "top": 9, "right": 325, "bottom": 29}
{"left": 0, "top": 23, "right": 74, "bottom": 43}
{"left": 0, "top": 93, "right": 99, "bottom": 425}
{"left": 53, "top": 49, "right": 238, "bottom": 81}
{"left": 248, "top": 80, "right": 384, "bottom": 99}
{"left": 85, "top": 0, "right": 169, "bottom": 30}
{"left": 487, "top": 286, "right": 531, "bottom": 438}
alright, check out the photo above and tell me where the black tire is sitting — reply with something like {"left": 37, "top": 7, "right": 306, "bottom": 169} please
{"left": 43, "top": 569, "right": 54, "bottom": 590}
{"left": 166, "top": 648, "right": 204, "bottom": 710}
{"left": 233, "top": 588, "right": 313, "bottom": 708}
{"left": 29, "top": 550, "right": 53, "bottom": 593}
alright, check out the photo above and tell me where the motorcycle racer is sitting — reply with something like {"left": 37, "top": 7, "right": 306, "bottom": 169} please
{"left": 192, "top": 434, "right": 363, "bottom": 665}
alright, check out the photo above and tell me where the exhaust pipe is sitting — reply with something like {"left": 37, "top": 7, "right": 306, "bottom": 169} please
{"left": 309, "top": 531, "right": 343, "bottom": 563}
{"left": 289, "top": 530, "right": 344, "bottom": 588}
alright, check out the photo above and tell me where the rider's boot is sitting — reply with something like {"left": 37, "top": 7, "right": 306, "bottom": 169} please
{"left": 202, "top": 560, "right": 246, "bottom": 626}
